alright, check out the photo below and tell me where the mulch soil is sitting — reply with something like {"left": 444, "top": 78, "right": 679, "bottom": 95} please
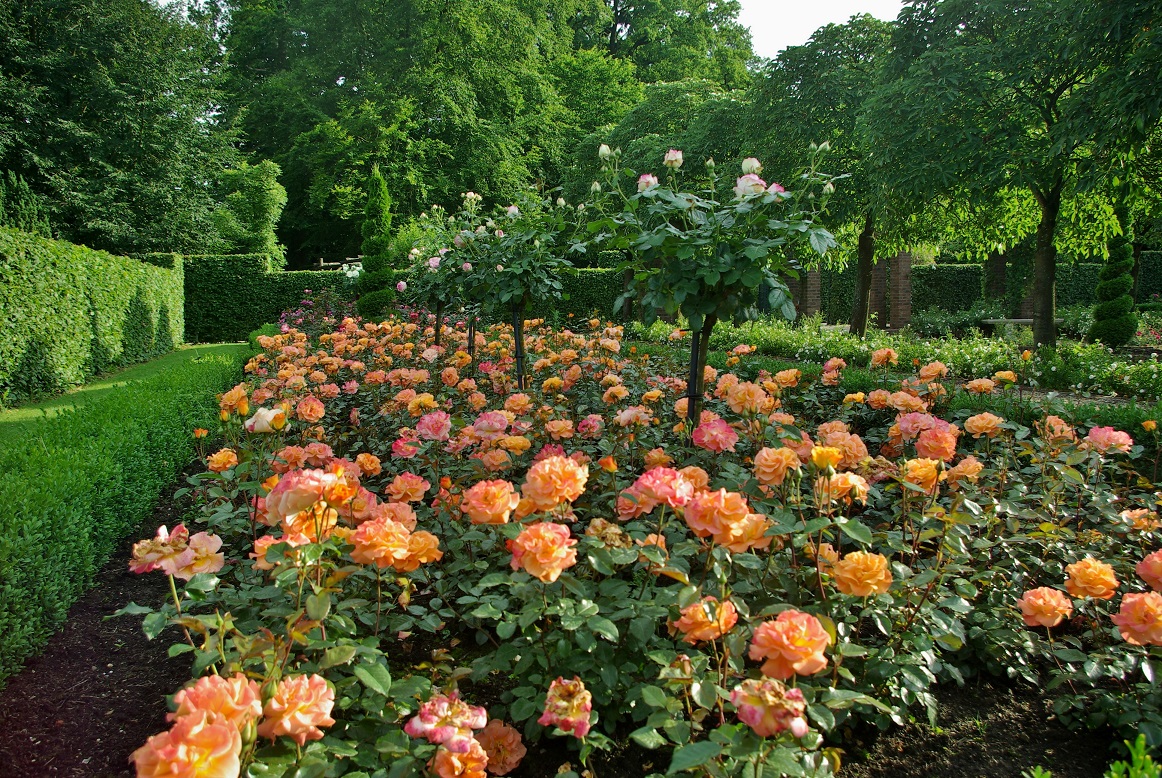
{"left": 0, "top": 461, "right": 1121, "bottom": 778}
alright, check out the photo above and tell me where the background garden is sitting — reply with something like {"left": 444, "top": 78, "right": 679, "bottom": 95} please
{"left": 2, "top": 0, "right": 1162, "bottom": 777}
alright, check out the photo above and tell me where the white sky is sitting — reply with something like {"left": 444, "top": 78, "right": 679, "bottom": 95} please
{"left": 738, "top": 0, "right": 906, "bottom": 60}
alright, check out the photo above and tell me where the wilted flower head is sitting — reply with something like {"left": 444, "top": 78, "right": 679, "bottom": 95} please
{"left": 539, "top": 677, "right": 592, "bottom": 738}
{"left": 404, "top": 691, "right": 488, "bottom": 752}
{"left": 731, "top": 678, "right": 808, "bottom": 738}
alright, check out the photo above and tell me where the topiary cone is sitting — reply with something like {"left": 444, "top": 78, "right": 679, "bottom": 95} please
{"left": 1087, "top": 213, "right": 1138, "bottom": 348}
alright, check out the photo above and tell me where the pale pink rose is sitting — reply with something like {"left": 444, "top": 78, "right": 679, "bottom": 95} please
{"left": 404, "top": 692, "right": 488, "bottom": 752}
{"left": 428, "top": 256, "right": 441, "bottom": 269}
{"left": 663, "top": 149, "right": 684, "bottom": 169}
{"left": 734, "top": 173, "right": 767, "bottom": 199}
{"left": 173, "top": 532, "right": 225, "bottom": 580}
{"left": 417, "top": 410, "right": 453, "bottom": 442}
{"left": 731, "top": 678, "right": 808, "bottom": 738}
{"left": 1084, "top": 426, "right": 1134, "bottom": 454}
{"left": 741, "top": 157, "right": 763, "bottom": 175}
{"left": 638, "top": 173, "right": 658, "bottom": 192}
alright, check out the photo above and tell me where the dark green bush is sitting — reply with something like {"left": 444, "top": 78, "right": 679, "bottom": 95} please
{"left": 1089, "top": 222, "right": 1138, "bottom": 349}
{"left": 357, "top": 268, "right": 408, "bottom": 295}
{"left": 356, "top": 288, "right": 398, "bottom": 321}
{"left": 559, "top": 268, "right": 628, "bottom": 321}
{"left": 184, "top": 254, "right": 349, "bottom": 342}
{"left": 0, "top": 347, "right": 245, "bottom": 681}
{"left": 1057, "top": 263, "right": 1102, "bottom": 306}
{"left": 0, "top": 228, "right": 184, "bottom": 405}
{"left": 1138, "top": 252, "right": 1162, "bottom": 302}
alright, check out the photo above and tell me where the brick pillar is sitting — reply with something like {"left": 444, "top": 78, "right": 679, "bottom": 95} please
{"left": 869, "top": 262, "right": 888, "bottom": 329}
{"left": 888, "top": 252, "right": 911, "bottom": 330}
{"left": 802, "top": 270, "right": 822, "bottom": 316}
{"left": 785, "top": 275, "right": 802, "bottom": 313}
{"left": 985, "top": 252, "right": 1006, "bottom": 299}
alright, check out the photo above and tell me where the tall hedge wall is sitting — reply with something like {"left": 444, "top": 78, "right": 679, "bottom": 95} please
{"left": 1139, "top": 252, "right": 1162, "bottom": 303}
{"left": 912, "top": 265, "right": 983, "bottom": 313}
{"left": 0, "top": 228, "right": 184, "bottom": 405}
{"left": 184, "top": 254, "right": 348, "bottom": 342}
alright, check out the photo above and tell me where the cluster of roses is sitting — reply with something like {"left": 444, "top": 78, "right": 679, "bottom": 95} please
{"left": 131, "top": 672, "right": 335, "bottom": 777}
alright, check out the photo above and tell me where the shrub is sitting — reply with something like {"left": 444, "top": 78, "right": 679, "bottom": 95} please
{"left": 0, "top": 346, "right": 245, "bottom": 680}
{"left": 912, "top": 263, "right": 983, "bottom": 313}
{"left": 360, "top": 163, "right": 393, "bottom": 266}
{"left": 0, "top": 228, "right": 184, "bottom": 405}
{"left": 1089, "top": 220, "right": 1138, "bottom": 348}
{"left": 1138, "top": 251, "right": 1162, "bottom": 302}
{"left": 0, "top": 171, "right": 51, "bottom": 237}
{"left": 183, "top": 254, "right": 349, "bottom": 342}
{"left": 211, "top": 161, "right": 288, "bottom": 267}
{"left": 356, "top": 288, "right": 397, "bottom": 321}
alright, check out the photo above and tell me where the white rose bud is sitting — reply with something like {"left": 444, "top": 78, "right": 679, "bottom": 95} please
{"left": 741, "top": 157, "right": 762, "bottom": 175}
{"left": 598, "top": 144, "right": 612, "bottom": 160}
{"left": 590, "top": 181, "right": 602, "bottom": 193}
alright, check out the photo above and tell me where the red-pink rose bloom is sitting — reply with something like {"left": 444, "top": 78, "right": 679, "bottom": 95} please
{"left": 577, "top": 414, "right": 605, "bottom": 439}
{"left": 257, "top": 674, "right": 336, "bottom": 746}
{"left": 1017, "top": 587, "right": 1072, "bottom": 628}
{"left": 539, "top": 677, "right": 592, "bottom": 738}
{"left": 404, "top": 692, "right": 488, "bottom": 753}
{"left": 132, "top": 711, "right": 241, "bottom": 778}
{"left": 475, "top": 720, "right": 526, "bottom": 775}
{"left": 170, "top": 673, "right": 262, "bottom": 729}
{"left": 633, "top": 467, "right": 695, "bottom": 510}
{"left": 731, "top": 678, "right": 809, "bottom": 738}
{"left": 417, "top": 410, "right": 453, "bottom": 442}
{"left": 1084, "top": 426, "right": 1134, "bottom": 454}
{"left": 509, "top": 522, "right": 578, "bottom": 583}
{"left": 1137, "top": 550, "right": 1162, "bottom": 591}
{"left": 129, "top": 524, "right": 194, "bottom": 576}
{"left": 392, "top": 436, "right": 421, "bottom": 458}
{"left": 692, "top": 418, "right": 739, "bottom": 453}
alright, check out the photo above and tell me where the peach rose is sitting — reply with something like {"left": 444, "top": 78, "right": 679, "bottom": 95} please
{"left": 964, "top": 378, "right": 996, "bottom": 394}
{"left": 814, "top": 472, "right": 869, "bottom": 506}
{"left": 520, "top": 456, "right": 588, "bottom": 512}
{"left": 1039, "top": 415, "right": 1076, "bottom": 445}
{"left": 545, "top": 419, "right": 575, "bottom": 440}
{"left": 748, "top": 610, "right": 831, "bottom": 680}
{"left": 679, "top": 465, "right": 710, "bottom": 492}
{"left": 917, "top": 361, "right": 948, "bottom": 382}
{"left": 355, "top": 452, "right": 382, "bottom": 476}
{"left": 1064, "top": 557, "right": 1119, "bottom": 600}
{"left": 461, "top": 480, "right": 520, "bottom": 524}
{"left": 349, "top": 516, "right": 412, "bottom": 569}
{"left": 296, "top": 396, "right": 325, "bottom": 423}
{"left": 387, "top": 472, "right": 431, "bottom": 503}
{"left": 1137, "top": 550, "right": 1162, "bottom": 591}
{"left": 774, "top": 369, "right": 800, "bottom": 388}
{"left": 866, "top": 389, "right": 891, "bottom": 409}
{"left": 1111, "top": 591, "right": 1162, "bottom": 646}
{"left": 644, "top": 447, "right": 673, "bottom": 468}
{"left": 870, "top": 348, "right": 898, "bottom": 368}
{"left": 684, "top": 489, "right": 750, "bottom": 539}
{"left": 132, "top": 711, "right": 241, "bottom": 778}
{"left": 476, "top": 720, "right": 526, "bottom": 776}
{"left": 207, "top": 448, "right": 238, "bottom": 473}
{"left": 753, "top": 447, "right": 801, "bottom": 487}
{"left": 965, "top": 412, "right": 1003, "bottom": 438}
{"left": 257, "top": 674, "right": 336, "bottom": 746}
{"left": 902, "top": 458, "right": 941, "bottom": 494}
{"left": 633, "top": 467, "right": 695, "bottom": 510}
{"left": 945, "top": 456, "right": 984, "bottom": 489}
{"left": 715, "top": 512, "right": 774, "bottom": 553}
{"left": 170, "top": 673, "right": 261, "bottom": 729}
{"left": 1017, "top": 587, "right": 1072, "bottom": 628}
{"left": 832, "top": 551, "right": 893, "bottom": 597}
{"left": 509, "top": 522, "right": 578, "bottom": 583}
{"left": 671, "top": 596, "right": 739, "bottom": 644}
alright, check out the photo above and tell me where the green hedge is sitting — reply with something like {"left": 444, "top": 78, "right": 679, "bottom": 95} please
{"left": 184, "top": 254, "right": 349, "bottom": 342}
{"left": 820, "top": 266, "right": 857, "bottom": 323}
{"left": 1057, "top": 263, "right": 1101, "bottom": 306}
{"left": 912, "top": 264, "right": 983, "bottom": 313}
{"left": 0, "top": 347, "right": 245, "bottom": 681}
{"left": 0, "top": 228, "right": 184, "bottom": 405}
{"left": 1138, "top": 252, "right": 1162, "bottom": 303}
{"left": 558, "top": 268, "right": 628, "bottom": 321}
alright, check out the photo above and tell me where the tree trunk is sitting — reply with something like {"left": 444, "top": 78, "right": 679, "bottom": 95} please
{"left": 1032, "top": 183, "right": 1062, "bottom": 348}
{"left": 685, "top": 313, "right": 718, "bottom": 425}
{"left": 511, "top": 306, "right": 525, "bottom": 391}
{"left": 849, "top": 211, "right": 876, "bottom": 338}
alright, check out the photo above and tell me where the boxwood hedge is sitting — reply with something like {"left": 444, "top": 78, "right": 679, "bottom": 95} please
{"left": 184, "top": 254, "right": 349, "bottom": 342}
{"left": 0, "top": 346, "right": 246, "bottom": 681}
{"left": 0, "top": 229, "right": 184, "bottom": 405}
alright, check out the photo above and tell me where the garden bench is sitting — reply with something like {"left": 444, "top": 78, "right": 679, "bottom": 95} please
{"left": 979, "top": 318, "right": 1063, "bottom": 336}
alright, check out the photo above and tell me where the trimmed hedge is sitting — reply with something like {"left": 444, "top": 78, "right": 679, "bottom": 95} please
{"left": 0, "top": 228, "right": 184, "bottom": 405}
{"left": 1139, "top": 252, "right": 1162, "bottom": 303}
{"left": 912, "top": 264, "right": 983, "bottom": 313}
{"left": 184, "top": 254, "right": 348, "bottom": 342}
{"left": 0, "top": 346, "right": 246, "bottom": 681}
{"left": 559, "top": 268, "right": 629, "bottom": 321}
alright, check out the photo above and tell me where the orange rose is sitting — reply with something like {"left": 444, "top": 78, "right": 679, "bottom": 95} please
{"left": 671, "top": 596, "right": 739, "bottom": 644}
{"left": 902, "top": 458, "right": 941, "bottom": 494}
{"left": 915, "top": 426, "right": 959, "bottom": 462}
{"left": 945, "top": 456, "right": 984, "bottom": 489}
{"left": 461, "top": 479, "right": 520, "bottom": 524}
{"left": 814, "top": 472, "right": 869, "bottom": 506}
{"left": 1017, "top": 587, "right": 1072, "bottom": 628}
{"left": 644, "top": 447, "right": 673, "bottom": 468}
{"left": 748, "top": 610, "right": 831, "bottom": 680}
{"left": 994, "top": 370, "right": 1018, "bottom": 383}
{"left": 296, "top": 395, "right": 326, "bottom": 423}
{"left": 400, "top": 530, "right": 443, "bottom": 572}
{"left": 349, "top": 516, "right": 413, "bottom": 569}
{"left": 866, "top": 389, "right": 891, "bottom": 409}
{"left": 521, "top": 456, "right": 588, "bottom": 512}
{"left": 170, "top": 673, "right": 261, "bottom": 729}
{"left": 1064, "top": 557, "right": 1119, "bottom": 600}
{"left": 964, "top": 378, "right": 996, "bottom": 394}
{"left": 1137, "top": 550, "right": 1162, "bottom": 591}
{"left": 257, "top": 674, "right": 336, "bottom": 746}
{"left": 1111, "top": 592, "right": 1162, "bottom": 646}
{"left": 715, "top": 512, "right": 774, "bottom": 553}
{"left": 355, "top": 452, "right": 382, "bottom": 476}
{"left": 679, "top": 465, "right": 710, "bottom": 492}
{"left": 917, "top": 361, "right": 948, "bottom": 382}
{"left": 831, "top": 551, "right": 893, "bottom": 597}
{"left": 207, "top": 448, "right": 238, "bottom": 473}
{"left": 754, "top": 447, "right": 801, "bottom": 487}
{"left": 545, "top": 419, "right": 574, "bottom": 440}
{"left": 508, "top": 522, "right": 578, "bottom": 583}
{"left": 387, "top": 472, "right": 431, "bottom": 503}
{"left": 964, "top": 412, "right": 1003, "bottom": 438}
{"left": 684, "top": 489, "right": 750, "bottom": 539}
{"left": 475, "top": 720, "right": 526, "bottom": 776}
{"left": 132, "top": 711, "right": 241, "bottom": 778}
{"left": 774, "top": 369, "right": 800, "bottom": 388}
{"left": 726, "top": 382, "right": 770, "bottom": 415}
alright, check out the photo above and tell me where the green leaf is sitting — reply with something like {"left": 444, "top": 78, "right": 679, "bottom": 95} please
{"left": 353, "top": 663, "right": 392, "bottom": 697}
{"left": 1053, "top": 648, "right": 1089, "bottom": 663}
{"left": 306, "top": 593, "right": 331, "bottom": 621}
{"left": 319, "top": 645, "right": 358, "bottom": 669}
{"left": 837, "top": 519, "right": 873, "bottom": 545}
{"left": 630, "top": 726, "right": 667, "bottom": 750}
{"left": 590, "top": 617, "right": 619, "bottom": 642}
{"left": 641, "top": 685, "right": 669, "bottom": 709}
{"left": 668, "top": 741, "right": 722, "bottom": 774}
